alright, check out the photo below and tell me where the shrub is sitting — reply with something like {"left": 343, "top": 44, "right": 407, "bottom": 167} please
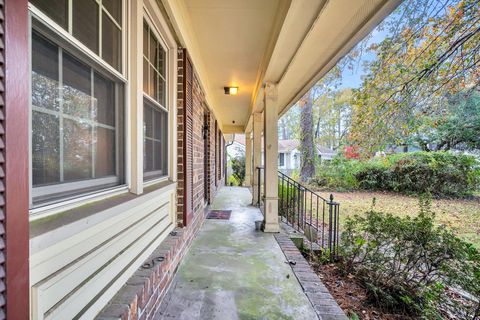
{"left": 355, "top": 152, "right": 480, "bottom": 197}
{"left": 312, "top": 156, "right": 361, "bottom": 191}
{"left": 339, "top": 198, "right": 480, "bottom": 318}
{"left": 312, "top": 151, "right": 480, "bottom": 197}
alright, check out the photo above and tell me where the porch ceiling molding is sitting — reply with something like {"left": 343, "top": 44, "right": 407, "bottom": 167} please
{"left": 162, "top": 0, "right": 402, "bottom": 134}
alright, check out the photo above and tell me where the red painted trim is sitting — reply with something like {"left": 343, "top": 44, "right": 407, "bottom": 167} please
{"left": 5, "top": 0, "right": 30, "bottom": 319}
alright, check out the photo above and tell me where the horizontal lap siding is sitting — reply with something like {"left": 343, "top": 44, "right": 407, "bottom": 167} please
{"left": 29, "top": 188, "right": 176, "bottom": 319}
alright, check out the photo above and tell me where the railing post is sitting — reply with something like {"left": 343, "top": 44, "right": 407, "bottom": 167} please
{"left": 257, "top": 167, "right": 261, "bottom": 206}
{"left": 328, "top": 194, "right": 334, "bottom": 259}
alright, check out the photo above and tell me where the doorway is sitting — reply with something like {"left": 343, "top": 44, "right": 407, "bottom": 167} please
{"left": 203, "top": 111, "right": 209, "bottom": 204}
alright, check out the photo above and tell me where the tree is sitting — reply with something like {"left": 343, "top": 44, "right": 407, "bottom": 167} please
{"left": 349, "top": 0, "right": 479, "bottom": 154}
{"left": 231, "top": 155, "right": 245, "bottom": 185}
{"left": 415, "top": 90, "right": 480, "bottom": 150}
{"left": 314, "top": 88, "right": 352, "bottom": 150}
{"left": 299, "top": 90, "right": 316, "bottom": 181}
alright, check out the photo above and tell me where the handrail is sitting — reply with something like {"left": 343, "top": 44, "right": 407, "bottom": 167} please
{"left": 254, "top": 167, "right": 341, "bottom": 259}
{"left": 277, "top": 171, "right": 331, "bottom": 203}
{"left": 274, "top": 169, "right": 341, "bottom": 260}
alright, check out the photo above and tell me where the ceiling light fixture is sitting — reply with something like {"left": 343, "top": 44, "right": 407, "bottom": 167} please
{"left": 224, "top": 86, "right": 238, "bottom": 95}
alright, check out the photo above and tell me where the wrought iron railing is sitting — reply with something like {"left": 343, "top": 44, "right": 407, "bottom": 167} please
{"left": 255, "top": 166, "right": 264, "bottom": 208}
{"left": 255, "top": 166, "right": 340, "bottom": 258}
{"left": 278, "top": 171, "right": 340, "bottom": 258}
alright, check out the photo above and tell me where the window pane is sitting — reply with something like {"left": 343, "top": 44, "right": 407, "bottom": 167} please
{"left": 32, "top": 32, "right": 59, "bottom": 111}
{"left": 102, "top": 0, "right": 121, "bottom": 23}
{"left": 143, "top": 58, "right": 149, "bottom": 94}
{"left": 158, "top": 78, "right": 166, "bottom": 107}
{"left": 95, "top": 127, "right": 115, "bottom": 177}
{"left": 102, "top": 13, "right": 122, "bottom": 71}
{"left": 63, "top": 52, "right": 92, "bottom": 119}
{"left": 73, "top": 0, "right": 99, "bottom": 54}
{"left": 149, "top": 32, "right": 158, "bottom": 67}
{"left": 162, "top": 111, "right": 168, "bottom": 174}
{"left": 32, "top": 111, "right": 60, "bottom": 186}
{"left": 144, "top": 104, "right": 153, "bottom": 138}
{"left": 144, "top": 139, "right": 153, "bottom": 172}
{"left": 94, "top": 72, "right": 115, "bottom": 126}
{"left": 144, "top": 100, "right": 168, "bottom": 176}
{"left": 63, "top": 119, "right": 92, "bottom": 181}
{"left": 159, "top": 47, "right": 166, "bottom": 77}
{"left": 143, "top": 21, "right": 149, "bottom": 57}
{"left": 154, "top": 141, "right": 162, "bottom": 171}
{"left": 154, "top": 109, "right": 162, "bottom": 140}
{"left": 150, "top": 65, "right": 157, "bottom": 99}
{"left": 31, "top": 0, "right": 68, "bottom": 29}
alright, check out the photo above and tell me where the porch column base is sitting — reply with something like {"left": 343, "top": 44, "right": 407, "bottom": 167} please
{"left": 263, "top": 197, "right": 279, "bottom": 233}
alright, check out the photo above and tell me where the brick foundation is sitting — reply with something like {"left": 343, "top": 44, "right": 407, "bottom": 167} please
{"left": 97, "top": 205, "right": 207, "bottom": 320}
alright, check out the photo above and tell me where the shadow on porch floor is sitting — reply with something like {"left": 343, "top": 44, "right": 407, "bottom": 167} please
{"left": 155, "top": 186, "right": 318, "bottom": 320}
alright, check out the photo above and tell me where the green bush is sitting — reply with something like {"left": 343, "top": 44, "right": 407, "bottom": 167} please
{"left": 356, "top": 152, "right": 480, "bottom": 197}
{"left": 339, "top": 198, "right": 480, "bottom": 318}
{"left": 312, "top": 157, "right": 361, "bottom": 191}
{"left": 312, "top": 152, "right": 480, "bottom": 197}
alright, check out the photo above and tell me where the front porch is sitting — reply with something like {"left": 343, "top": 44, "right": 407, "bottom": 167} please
{"left": 156, "top": 187, "right": 344, "bottom": 320}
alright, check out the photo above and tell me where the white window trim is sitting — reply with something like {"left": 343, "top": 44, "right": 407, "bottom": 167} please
{"left": 29, "top": 185, "right": 129, "bottom": 222}
{"left": 28, "top": 1, "right": 128, "bottom": 218}
{"left": 142, "top": 1, "right": 178, "bottom": 187}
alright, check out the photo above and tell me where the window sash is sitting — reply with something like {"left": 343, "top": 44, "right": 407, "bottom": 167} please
{"left": 143, "top": 17, "right": 169, "bottom": 180}
{"left": 30, "top": 22, "right": 125, "bottom": 206}
{"left": 29, "top": 0, "right": 124, "bottom": 73}
{"left": 143, "top": 99, "right": 168, "bottom": 179}
{"left": 142, "top": 17, "right": 168, "bottom": 110}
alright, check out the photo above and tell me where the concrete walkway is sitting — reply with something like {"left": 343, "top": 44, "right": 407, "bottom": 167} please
{"left": 156, "top": 187, "right": 318, "bottom": 320}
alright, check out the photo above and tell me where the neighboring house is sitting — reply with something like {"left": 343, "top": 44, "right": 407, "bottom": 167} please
{"left": 276, "top": 140, "right": 336, "bottom": 173}
{"left": 226, "top": 134, "right": 246, "bottom": 160}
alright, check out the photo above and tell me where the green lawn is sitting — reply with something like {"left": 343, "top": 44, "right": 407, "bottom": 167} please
{"left": 316, "top": 191, "right": 480, "bottom": 248}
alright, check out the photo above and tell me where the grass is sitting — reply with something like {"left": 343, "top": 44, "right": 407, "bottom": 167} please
{"left": 317, "top": 191, "right": 480, "bottom": 248}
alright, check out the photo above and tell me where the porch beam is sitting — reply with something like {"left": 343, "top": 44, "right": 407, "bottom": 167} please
{"left": 244, "top": 132, "right": 252, "bottom": 187}
{"left": 252, "top": 113, "right": 262, "bottom": 205}
{"left": 263, "top": 82, "right": 280, "bottom": 233}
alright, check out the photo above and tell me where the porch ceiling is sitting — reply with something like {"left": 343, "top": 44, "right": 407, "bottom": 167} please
{"left": 162, "top": 0, "right": 402, "bottom": 134}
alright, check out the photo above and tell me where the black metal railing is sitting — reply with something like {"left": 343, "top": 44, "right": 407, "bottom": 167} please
{"left": 255, "top": 166, "right": 264, "bottom": 208}
{"left": 278, "top": 171, "right": 340, "bottom": 258}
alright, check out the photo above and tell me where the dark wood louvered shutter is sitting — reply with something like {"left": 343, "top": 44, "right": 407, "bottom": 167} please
{"left": 0, "top": 2, "right": 6, "bottom": 316}
{"left": 183, "top": 49, "right": 194, "bottom": 226}
{"left": 4, "top": 0, "right": 30, "bottom": 318}
{"left": 214, "top": 120, "right": 218, "bottom": 186}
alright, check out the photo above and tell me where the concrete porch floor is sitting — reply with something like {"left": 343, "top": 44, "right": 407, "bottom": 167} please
{"left": 155, "top": 186, "right": 318, "bottom": 320}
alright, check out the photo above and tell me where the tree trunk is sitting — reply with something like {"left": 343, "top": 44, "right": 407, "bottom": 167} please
{"left": 299, "top": 90, "right": 316, "bottom": 182}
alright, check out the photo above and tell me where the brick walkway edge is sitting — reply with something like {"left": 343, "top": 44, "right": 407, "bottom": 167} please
{"left": 274, "top": 234, "right": 348, "bottom": 320}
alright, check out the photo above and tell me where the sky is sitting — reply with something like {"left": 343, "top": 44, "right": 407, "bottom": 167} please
{"left": 338, "top": 28, "right": 390, "bottom": 89}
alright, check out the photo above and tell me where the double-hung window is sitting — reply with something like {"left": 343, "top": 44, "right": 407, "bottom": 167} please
{"left": 143, "top": 19, "right": 168, "bottom": 180}
{"left": 29, "top": 0, "right": 125, "bottom": 206}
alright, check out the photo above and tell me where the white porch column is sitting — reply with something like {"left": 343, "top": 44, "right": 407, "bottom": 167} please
{"left": 252, "top": 113, "right": 262, "bottom": 205}
{"left": 244, "top": 132, "right": 252, "bottom": 187}
{"left": 263, "top": 82, "right": 280, "bottom": 233}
